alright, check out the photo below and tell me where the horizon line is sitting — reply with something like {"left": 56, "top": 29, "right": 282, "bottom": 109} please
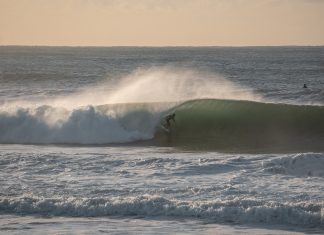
{"left": 1, "top": 44, "right": 324, "bottom": 48}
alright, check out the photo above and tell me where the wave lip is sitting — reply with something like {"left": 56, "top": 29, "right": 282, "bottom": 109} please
{"left": 0, "top": 195, "right": 323, "bottom": 228}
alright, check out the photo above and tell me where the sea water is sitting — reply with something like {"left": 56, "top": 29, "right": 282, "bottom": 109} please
{"left": 0, "top": 46, "right": 323, "bottom": 234}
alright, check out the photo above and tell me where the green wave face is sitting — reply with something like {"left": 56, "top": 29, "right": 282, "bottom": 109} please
{"left": 158, "top": 99, "right": 324, "bottom": 153}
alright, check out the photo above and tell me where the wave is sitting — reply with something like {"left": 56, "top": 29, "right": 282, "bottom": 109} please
{"left": 0, "top": 103, "right": 169, "bottom": 144}
{"left": 157, "top": 99, "right": 324, "bottom": 152}
{"left": 1, "top": 99, "right": 324, "bottom": 152}
{"left": 0, "top": 195, "right": 323, "bottom": 228}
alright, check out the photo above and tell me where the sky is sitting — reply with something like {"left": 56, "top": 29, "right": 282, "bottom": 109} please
{"left": 1, "top": 0, "right": 324, "bottom": 46}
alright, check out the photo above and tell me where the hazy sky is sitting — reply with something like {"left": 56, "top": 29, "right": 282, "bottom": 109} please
{"left": 1, "top": 0, "right": 324, "bottom": 46}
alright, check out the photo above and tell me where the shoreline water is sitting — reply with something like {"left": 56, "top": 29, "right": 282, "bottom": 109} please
{"left": 1, "top": 215, "right": 322, "bottom": 235}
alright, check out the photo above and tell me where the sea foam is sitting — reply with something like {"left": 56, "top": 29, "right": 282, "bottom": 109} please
{"left": 0, "top": 195, "right": 322, "bottom": 227}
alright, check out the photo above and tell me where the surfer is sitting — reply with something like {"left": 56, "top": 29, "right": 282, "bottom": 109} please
{"left": 165, "top": 113, "right": 176, "bottom": 128}
{"left": 303, "top": 84, "right": 307, "bottom": 88}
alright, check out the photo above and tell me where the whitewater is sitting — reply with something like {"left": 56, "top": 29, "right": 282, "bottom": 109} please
{"left": 0, "top": 46, "right": 324, "bottom": 234}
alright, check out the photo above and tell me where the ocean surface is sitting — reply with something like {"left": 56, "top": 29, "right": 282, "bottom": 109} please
{"left": 0, "top": 46, "right": 324, "bottom": 234}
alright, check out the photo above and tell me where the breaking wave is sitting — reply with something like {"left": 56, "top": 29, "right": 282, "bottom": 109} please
{"left": 1, "top": 99, "right": 324, "bottom": 152}
{"left": 0, "top": 195, "right": 323, "bottom": 228}
{"left": 0, "top": 103, "right": 167, "bottom": 144}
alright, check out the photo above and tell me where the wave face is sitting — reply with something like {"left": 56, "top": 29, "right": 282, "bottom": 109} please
{"left": 159, "top": 99, "right": 324, "bottom": 152}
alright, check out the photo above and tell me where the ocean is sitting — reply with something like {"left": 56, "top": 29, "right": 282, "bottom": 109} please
{"left": 0, "top": 46, "right": 323, "bottom": 234}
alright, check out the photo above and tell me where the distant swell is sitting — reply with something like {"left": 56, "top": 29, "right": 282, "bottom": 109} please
{"left": 0, "top": 195, "right": 323, "bottom": 228}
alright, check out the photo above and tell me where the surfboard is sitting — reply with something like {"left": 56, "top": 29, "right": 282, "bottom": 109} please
{"left": 160, "top": 125, "right": 170, "bottom": 133}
